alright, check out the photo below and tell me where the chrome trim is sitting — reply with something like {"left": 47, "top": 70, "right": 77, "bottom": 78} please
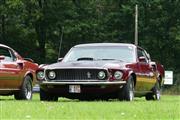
{"left": 50, "top": 80, "right": 106, "bottom": 82}
{"left": 46, "top": 67, "right": 109, "bottom": 70}
{"left": 0, "top": 88, "right": 20, "bottom": 91}
{"left": 44, "top": 68, "right": 109, "bottom": 81}
{"left": 39, "top": 81, "right": 126, "bottom": 85}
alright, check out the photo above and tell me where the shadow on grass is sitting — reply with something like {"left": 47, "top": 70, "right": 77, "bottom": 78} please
{"left": 0, "top": 95, "right": 146, "bottom": 102}
{"left": 49, "top": 97, "right": 147, "bottom": 103}
{"left": 0, "top": 97, "right": 14, "bottom": 101}
{"left": 2, "top": 94, "right": 177, "bottom": 102}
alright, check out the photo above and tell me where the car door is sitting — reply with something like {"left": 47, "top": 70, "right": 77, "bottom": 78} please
{"left": 0, "top": 47, "right": 22, "bottom": 89}
{"left": 135, "top": 48, "right": 156, "bottom": 91}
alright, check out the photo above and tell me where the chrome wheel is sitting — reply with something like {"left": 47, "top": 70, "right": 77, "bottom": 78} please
{"left": 129, "top": 80, "right": 134, "bottom": 101}
{"left": 155, "top": 90, "right": 160, "bottom": 100}
{"left": 14, "top": 76, "right": 32, "bottom": 100}
{"left": 25, "top": 80, "right": 32, "bottom": 100}
{"left": 154, "top": 82, "right": 161, "bottom": 100}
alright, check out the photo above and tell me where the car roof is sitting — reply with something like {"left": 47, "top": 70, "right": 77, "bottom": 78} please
{"left": 0, "top": 44, "right": 12, "bottom": 49}
{"left": 0, "top": 44, "right": 22, "bottom": 58}
{"left": 74, "top": 43, "right": 137, "bottom": 48}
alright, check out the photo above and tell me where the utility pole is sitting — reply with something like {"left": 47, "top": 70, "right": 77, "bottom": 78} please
{"left": 57, "top": 26, "right": 64, "bottom": 60}
{"left": 135, "top": 4, "right": 138, "bottom": 46}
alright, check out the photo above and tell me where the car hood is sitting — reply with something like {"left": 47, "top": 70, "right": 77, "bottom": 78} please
{"left": 44, "top": 60, "right": 129, "bottom": 70}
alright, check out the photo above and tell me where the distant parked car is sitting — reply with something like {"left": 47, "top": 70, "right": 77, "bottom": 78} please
{"left": 0, "top": 44, "right": 38, "bottom": 100}
{"left": 37, "top": 43, "right": 164, "bottom": 101}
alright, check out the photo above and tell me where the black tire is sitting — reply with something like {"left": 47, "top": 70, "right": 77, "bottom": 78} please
{"left": 145, "top": 93, "right": 154, "bottom": 100}
{"left": 40, "top": 88, "right": 58, "bottom": 101}
{"left": 14, "top": 76, "right": 32, "bottom": 100}
{"left": 118, "top": 76, "right": 134, "bottom": 101}
{"left": 145, "top": 81, "right": 161, "bottom": 101}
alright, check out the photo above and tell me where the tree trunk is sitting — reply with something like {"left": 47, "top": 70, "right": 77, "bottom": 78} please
{"left": 35, "top": 0, "right": 46, "bottom": 63}
{"left": 1, "top": 0, "right": 6, "bottom": 40}
{"left": 35, "top": 21, "right": 46, "bottom": 63}
{"left": 1, "top": 15, "right": 5, "bottom": 40}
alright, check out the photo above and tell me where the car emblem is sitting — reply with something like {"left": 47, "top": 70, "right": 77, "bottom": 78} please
{"left": 87, "top": 72, "right": 91, "bottom": 78}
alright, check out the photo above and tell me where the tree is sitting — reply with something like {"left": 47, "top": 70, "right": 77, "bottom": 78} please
{"left": 0, "top": 0, "right": 179, "bottom": 76}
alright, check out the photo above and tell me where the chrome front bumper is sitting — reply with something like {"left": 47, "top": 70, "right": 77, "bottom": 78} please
{"left": 39, "top": 81, "right": 126, "bottom": 85}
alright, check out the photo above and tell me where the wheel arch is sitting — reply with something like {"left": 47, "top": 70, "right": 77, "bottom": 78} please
{"left": 15, "top": 72, "right": 33, "bottom": 100}
{"left": 158, "top": 74, "right": 163, "bottom": 87}
{"left": 24, "top": 71, "right": 34, "bottom": 82}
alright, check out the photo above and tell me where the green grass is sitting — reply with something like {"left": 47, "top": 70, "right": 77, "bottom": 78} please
{"left": 0, "top": 94, "right": 180, "bottom": 120}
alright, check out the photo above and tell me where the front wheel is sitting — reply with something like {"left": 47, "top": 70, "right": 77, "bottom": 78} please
{"left": 14, "top": 76, "right": 32, "bottom": 100}
{"left": 118, "top": 76, "right": 135, "bottom": 101}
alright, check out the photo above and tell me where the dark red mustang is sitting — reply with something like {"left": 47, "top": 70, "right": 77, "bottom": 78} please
{"left": 37, "top": 43, "right": 164, "bottom": 101}
{"left": 0, "top": 44, "right": 38, "bottom": 100}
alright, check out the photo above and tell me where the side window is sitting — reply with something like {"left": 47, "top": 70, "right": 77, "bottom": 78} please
{"left": 9, "top": 50, "right": 17, "bottom": 61}
{"left": 137, "top": 49, "right": 143, "bottom": 58}
{"left": 137, "top": 49, "right": 149, "bottom": 63}
{"left": 0, "top": 47, "right": 15, "bottom": 62}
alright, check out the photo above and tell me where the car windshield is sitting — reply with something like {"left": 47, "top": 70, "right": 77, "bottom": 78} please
{"left": 63, "top": 46, "right": 135, "bottom": 62}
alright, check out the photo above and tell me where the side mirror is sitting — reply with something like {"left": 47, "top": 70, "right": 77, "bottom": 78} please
{"left": 138, "top": 56, "right": 147, "bottom": 63}
{"left": 24, "top": 58, "right": 34, "bottom": 63}
{"left": 0, "top": 55, "right": 5, "bottom": 60}
{"left": 58, "top": 58, "right": 63, "bottom": 62}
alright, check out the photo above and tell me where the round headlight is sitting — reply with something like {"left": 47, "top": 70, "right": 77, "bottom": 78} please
{"left": 98, "top": 71, "right": 106, "bottom": 79}
{"left": 114, "top": 71, "right": 123, "bottom": 80}
{"left": 37, "top": 71, "right": 45, "bottom": 80}
{"left": 48, "top": 71, "right": 56, "bottom": 79}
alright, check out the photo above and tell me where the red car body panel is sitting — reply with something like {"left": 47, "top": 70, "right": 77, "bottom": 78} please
{"left": 37, "top": 43, "right": 164, "bottom": 99}
{"left": 0, "top": 44, "right": 38, "bottom": 94}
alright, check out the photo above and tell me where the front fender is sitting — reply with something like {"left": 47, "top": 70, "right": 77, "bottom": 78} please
{"left": 23, "top": 71, "right": 35, "bottom": 85}
{"left": 121, "top": 69, "right": 136, "bottom": 87}
{"left": 122, "top": 69, "right": 135, "bottom": 81}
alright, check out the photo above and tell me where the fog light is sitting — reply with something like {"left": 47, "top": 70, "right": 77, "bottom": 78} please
{"left": 48, "top": 71, "right": 56, "bottom": 79}
{"left": 98, "top": 71, "right": 106, "bottom": 79}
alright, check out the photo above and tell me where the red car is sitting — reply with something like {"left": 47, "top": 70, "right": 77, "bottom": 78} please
{"left": 37, "top": 43, "right": 164, "bottom": 101}
{"left": 0, "top": 44, "right": 38, "bottom": 100}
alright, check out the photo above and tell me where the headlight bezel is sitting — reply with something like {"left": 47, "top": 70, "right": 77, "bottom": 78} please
{"left": 36, "top": 71, "right": 45, "bottom": 80}
{"left": 97, "top": 71, "right": 106, "bottom": 80}
{"left": 48, "top": 71, "right": 56, "bottom": 80}
{"left": 113, "top": 71, "right": 123, "bottom": 80}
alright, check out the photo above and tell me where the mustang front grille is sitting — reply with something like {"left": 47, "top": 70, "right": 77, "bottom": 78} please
{"left": 45, "top": 69, "right": 108, "bottom": 81}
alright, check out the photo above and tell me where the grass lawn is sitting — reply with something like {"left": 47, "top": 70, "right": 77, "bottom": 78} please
{"left": 0, "top": 94, "right": 180, "bottom": 120}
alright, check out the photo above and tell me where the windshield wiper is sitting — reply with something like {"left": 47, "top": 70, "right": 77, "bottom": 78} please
{"left": 77, "top": 57, "right": 94, "bottom": 61}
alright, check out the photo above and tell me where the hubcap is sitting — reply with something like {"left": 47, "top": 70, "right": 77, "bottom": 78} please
{"left": 25, "top": 81, "right": 32, "bottom": 100}
{"left": 156, "top": 90, "right": 160, "bottom": 100}
{"left": 155, "top": 82, "right": 161, "bottom": 100}
{"left": 129, "top": 81, "right": 134, "bottom": 101}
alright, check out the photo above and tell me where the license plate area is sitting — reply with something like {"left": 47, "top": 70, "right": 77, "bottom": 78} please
{"left": 69, "top": 85, "right": 81, "bottom": 93}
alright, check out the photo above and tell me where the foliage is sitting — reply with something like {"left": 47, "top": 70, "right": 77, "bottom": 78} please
{"left": 0, "top": 0, "right": 179, "bottom": 72}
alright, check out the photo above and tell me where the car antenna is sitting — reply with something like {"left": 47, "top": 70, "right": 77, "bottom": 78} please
{"left": 57, "top": 26, "right": 64, "bottom": 61}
